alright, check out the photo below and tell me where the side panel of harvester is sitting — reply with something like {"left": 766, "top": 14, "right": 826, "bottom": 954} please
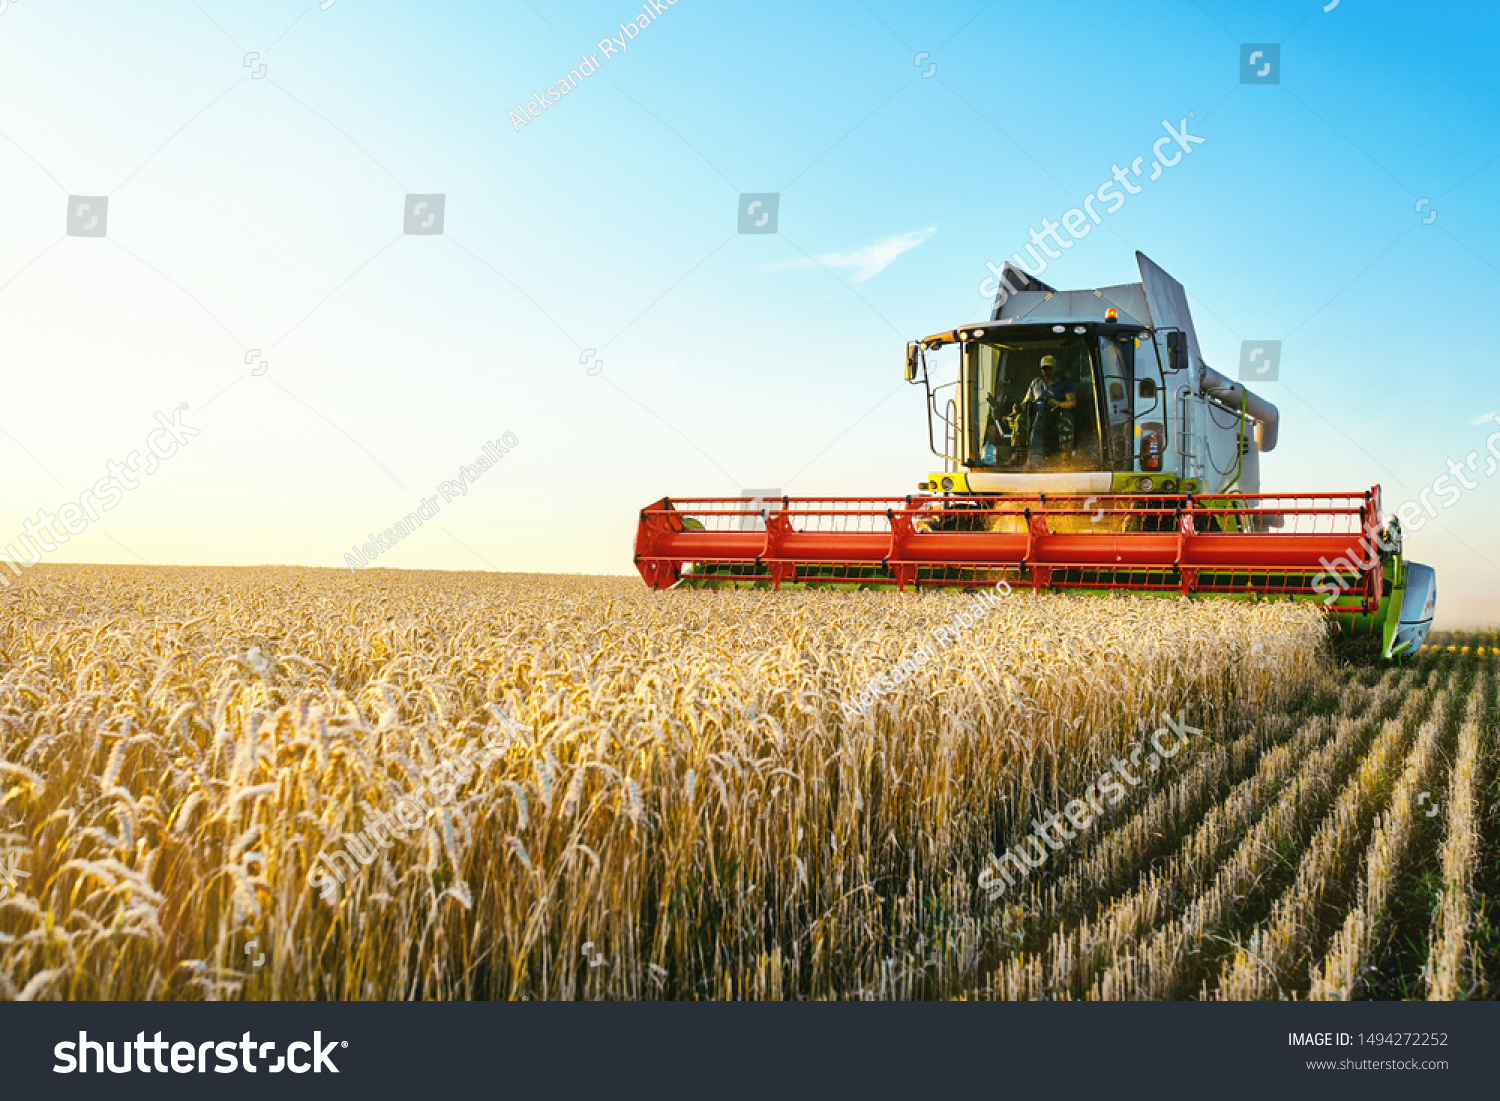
{"left": 1135, "top": 252, "right": 1261, "bottom": 496}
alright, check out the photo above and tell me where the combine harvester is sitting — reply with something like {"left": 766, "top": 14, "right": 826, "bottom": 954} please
{"left": 634, "top": 253, "right": 1436, "bottom": 658}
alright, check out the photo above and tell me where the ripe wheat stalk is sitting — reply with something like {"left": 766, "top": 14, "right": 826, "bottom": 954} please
{"left": 0, "top": 564, "right": 1335, "bottom": 1001}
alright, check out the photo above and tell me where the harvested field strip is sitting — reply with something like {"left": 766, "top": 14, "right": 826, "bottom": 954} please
{"left": 1084, "top": 671, "right": 1438, "bottom": 1000}
{"left": 1424, "top": 661, "right": 1490, "bottom": 1000}
{"left": 1474, "top": 655, "right": 1500, "bottom": 993}
{"left": 1305, "top": 683, "right": 1458, "bottom": 1000}
{"left": 1217, "top": 682, "right": 1453, "bottom": 1000}
{"left": 981, "top": 669, "right": 1410, "bottom": 999}
{"left": 1069, "top": 673, "right": 1388, "bottom": 909}
{"left": 1032, "top": 674, "right": 1358, "bottom": 923}
{"left": 1035, "top": 711, "right": 1301, "bottom": 917}
{"left": 1358, "top": 657, "right": 1488, "bottom": 1000}
{"left": 1023, "top": 676, "right": 1389, "bottom": 989}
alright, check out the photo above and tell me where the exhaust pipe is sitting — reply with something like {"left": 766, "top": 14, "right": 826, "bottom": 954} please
{"left": 1199, "top": 365, "right": 1279, "bottom": 452}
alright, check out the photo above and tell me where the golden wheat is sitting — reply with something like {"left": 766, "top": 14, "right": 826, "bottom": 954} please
{"left": 0, "top": 562, "right": 1378, "bottom": 1002}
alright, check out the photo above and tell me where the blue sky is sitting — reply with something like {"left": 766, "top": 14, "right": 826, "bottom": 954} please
{"left": 0, "top": 0, "right": 1497, "bottom": 625}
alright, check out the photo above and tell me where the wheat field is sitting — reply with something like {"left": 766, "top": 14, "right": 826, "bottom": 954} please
{"left": 0, "top": 565, "right": 1493, "bottom": 1001}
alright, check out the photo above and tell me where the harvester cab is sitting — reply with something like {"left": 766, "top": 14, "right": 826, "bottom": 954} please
{"left": 913, "top": 252, "right": 1275, "bottom": 500}
{"left": 633, "top": 252, "right": 1437, "bottom": 659}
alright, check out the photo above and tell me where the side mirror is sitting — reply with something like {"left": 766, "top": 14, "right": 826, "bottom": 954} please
{"left": 1138, "top": 378, "right": 1157, "bottom": 400}
{"left": 904, "top": 342, "right": 919, "bottom": 382}
{"left": 1166, "top": 331, "right": 1188, "bottom": 372}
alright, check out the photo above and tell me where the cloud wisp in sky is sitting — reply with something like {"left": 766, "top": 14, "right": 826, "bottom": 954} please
{"left": 775, "top": 227, "right": 936, "bottom": 283}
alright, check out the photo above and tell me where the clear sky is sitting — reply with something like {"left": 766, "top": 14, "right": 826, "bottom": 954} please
{"left": 0, "top": 0, "right": 1497, "bottom": 626}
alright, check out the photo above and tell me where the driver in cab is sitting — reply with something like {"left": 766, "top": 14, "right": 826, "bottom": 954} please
{"left": 1023, "top": 355, "right": 1075, "bottom": 465}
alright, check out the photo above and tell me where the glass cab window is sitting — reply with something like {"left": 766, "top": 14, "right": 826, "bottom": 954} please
{"left": 969, "top": 337, "right": 1103, "bottom": 471}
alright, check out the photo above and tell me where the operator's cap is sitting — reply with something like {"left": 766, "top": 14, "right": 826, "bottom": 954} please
{"left": 1039, "top": 355, "right": 1058, "bottom": 368}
